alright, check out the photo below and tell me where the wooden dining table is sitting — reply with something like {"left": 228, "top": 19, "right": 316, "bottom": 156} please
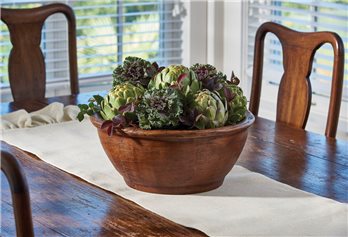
{"left": 1, "top": 92, "right": 347, "bottom": 236}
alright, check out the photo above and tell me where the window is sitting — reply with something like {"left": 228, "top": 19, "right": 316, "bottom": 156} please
{"left": 246, "top": 0, "right": 347, "bottom": 99}
{"left": 0, "top": 0, "right": 184, "bottom": 95}
{"left": 244, "top": 0, "right": 347, "bottom": 138}
{"left": 248, "top": 0, "right": 348, "bottom": 100}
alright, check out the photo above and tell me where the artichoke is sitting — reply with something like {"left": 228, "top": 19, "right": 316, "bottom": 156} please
{"left": 219, "top": 83, "right": 247, "bottom": 124}
{"left": 148, "top": 65, "right": 201, "bottom": 95}
{"left": 113, "top": 56, "right": 160, "bottom": 87}
{"left": 190, "top": 63, "right": 227, "bottom": 91}
{"left": 137, "top": 88, "right": 183, "bottom": 129}
{"left": 100, "top": 82, "right": 145, "bottom": 120}
{"left": 193, "top": 90, "right": 228, "bottom": 129}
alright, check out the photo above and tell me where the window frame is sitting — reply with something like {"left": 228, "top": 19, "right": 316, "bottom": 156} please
{"left": 1, "top": 0, "right": 193, "bottom": 101}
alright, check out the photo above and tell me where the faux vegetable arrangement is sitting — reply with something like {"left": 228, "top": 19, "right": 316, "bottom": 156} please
{"left": 77, "top": 56, "right": 247, "bottom": 135}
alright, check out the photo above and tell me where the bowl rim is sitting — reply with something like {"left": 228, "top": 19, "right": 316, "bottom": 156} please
{"left": 90, "top": 110, "right": 255, "bottom": 139}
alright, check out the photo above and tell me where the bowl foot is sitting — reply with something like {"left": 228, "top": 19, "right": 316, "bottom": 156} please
{"left": 124, "top": 179, "right": 224, "bottom": 194}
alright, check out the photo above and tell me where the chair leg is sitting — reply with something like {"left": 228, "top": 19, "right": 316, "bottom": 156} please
{"left": 1, "top": 149, "right": 34, "bottom": 237}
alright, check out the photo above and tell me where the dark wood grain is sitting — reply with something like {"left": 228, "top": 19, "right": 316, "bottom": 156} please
{"left": 1, "top": 3, "right": 79, "bottom": 102}
{"left": 1, "top": 141, "right": 207, "bottom": 237}
{"left": 238, "top": 118, "right": 348, "bottom": 202}
{"left": 249, "top": 22, "right": 345, "bottom": 138}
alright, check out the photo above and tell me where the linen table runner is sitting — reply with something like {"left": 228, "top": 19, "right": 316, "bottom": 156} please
{"left": 0, "top": 102, "right": 80, "bottom": 129}
{"left": 1, "top": 105, "right": 347, "bottom": 236}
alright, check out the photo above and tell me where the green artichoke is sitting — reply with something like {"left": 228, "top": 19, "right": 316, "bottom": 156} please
{"left": 219, "top": 83, "right": 247, "bottom": 124}
{"left": 113, "top": 56, "right": 160, "bottom": 87}
{"left": 137, "top": 88, "right": 183, "bottom": 129}
{"left": 193, "top": 90, "right": 228, "bottom": 129}
{"left": 100, "top": 82, "right": 145, "bottom": 120}
{"left": 148, "top": 65, "right": 201, "bottom": 95}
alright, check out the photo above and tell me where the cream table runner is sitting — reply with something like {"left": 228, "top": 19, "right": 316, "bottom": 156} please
{"left": 1, "top": 104, "right": 347, "bottom": 236}
{"left": 0, "top": 102, "right": 80, "bottom": 129}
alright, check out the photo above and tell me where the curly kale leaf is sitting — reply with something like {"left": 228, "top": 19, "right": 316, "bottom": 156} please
{"left": 190, "top": 63, "right": 227, "bottom": 91}
{"left": 113, "top": 57, "right": 163, "bottom": 88}
{"left": 136, "top": 88, "right": 183, "bottom": 129}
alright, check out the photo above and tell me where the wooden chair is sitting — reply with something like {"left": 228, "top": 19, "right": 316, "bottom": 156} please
{"left": 249, "top": 22, "right": 345, "bottom": 138}
{"left": 1, "top": 3, "right": 79, "bottom": 102}
{"left": 1, "top": 147, "right": 34, "bottom": 237}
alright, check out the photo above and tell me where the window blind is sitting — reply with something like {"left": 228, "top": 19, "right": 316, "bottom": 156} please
{"left": 246, "top": 0, "right": 348, "bottom": 99}
{"left": 0, "top": 0, "right": 184, "bottom": 88}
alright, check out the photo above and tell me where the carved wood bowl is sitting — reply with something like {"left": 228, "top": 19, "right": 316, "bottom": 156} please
{"left": 90, "top": 111, "right": 255, "bottom": 194}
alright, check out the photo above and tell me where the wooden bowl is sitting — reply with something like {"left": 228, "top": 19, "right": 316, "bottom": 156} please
{"left": 90, "top": 111, "right": 255, "bottom": 194}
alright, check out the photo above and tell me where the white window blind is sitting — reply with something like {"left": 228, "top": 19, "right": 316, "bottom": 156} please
{"left": 0, "top": 0, "right": 184, "bottom": 88}
{"left": 246, "top": 0, "right": 348, "bottom": 100}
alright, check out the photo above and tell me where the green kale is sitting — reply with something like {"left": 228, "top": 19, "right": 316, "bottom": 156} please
{"left": 190, "top": 63, "right": 227, "bottom": 91}
{"left": 113, "top": 56, "right": 163, "bottom": 88}
{"left": 136, "top": 88, "right": 183, "bottom": 129}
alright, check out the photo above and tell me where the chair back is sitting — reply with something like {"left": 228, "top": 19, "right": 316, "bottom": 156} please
{"left": 249, "top": 22, "right": 344, "bottom": 138}
{"left": 1, "top": 145, "right": 34, "bottom": 237}
{"left": 1, "top": 3, "right": 79, "bottom": 102}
